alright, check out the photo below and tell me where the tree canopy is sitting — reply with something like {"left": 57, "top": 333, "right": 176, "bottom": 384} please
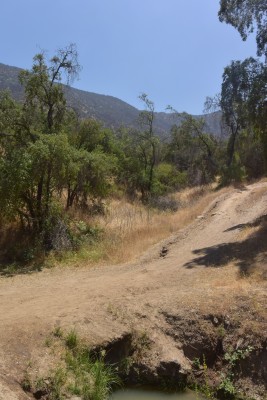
{"left": 219, "top": 0, "right": 267, "bottom": 58}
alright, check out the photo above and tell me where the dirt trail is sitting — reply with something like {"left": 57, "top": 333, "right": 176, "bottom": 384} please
{"left": 0, "top": 181, "right": 267, "bottom": 399}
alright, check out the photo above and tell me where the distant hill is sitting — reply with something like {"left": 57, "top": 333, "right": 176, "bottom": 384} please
{"left": 0, "top": 62, "right": 225, "bottom": 138}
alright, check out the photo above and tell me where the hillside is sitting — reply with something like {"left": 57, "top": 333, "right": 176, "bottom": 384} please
{"left": 0, "top": 62, "right": 225, "bottom": 138}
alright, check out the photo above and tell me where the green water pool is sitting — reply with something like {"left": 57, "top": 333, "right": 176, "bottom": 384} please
{"left": 110, "top": 388, "right": 204, "bottom": 400}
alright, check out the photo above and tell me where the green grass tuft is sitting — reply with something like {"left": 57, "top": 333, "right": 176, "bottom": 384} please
{"left": 65, "top": 329, "right": 78, "bottom": 349}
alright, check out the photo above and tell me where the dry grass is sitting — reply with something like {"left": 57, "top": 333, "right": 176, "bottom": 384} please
{"left": 61, "top": 185, "right": 230, "bottom": 267}
{"left": 236, "top": 224, "right": 260, "bottom": 241}
{"left": 101, "top": 186, "right": 230, "bottom": 264}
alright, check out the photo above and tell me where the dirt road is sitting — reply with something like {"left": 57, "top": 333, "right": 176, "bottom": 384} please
{"left": 0, "top": 181, "right": 267, "bottom": 399}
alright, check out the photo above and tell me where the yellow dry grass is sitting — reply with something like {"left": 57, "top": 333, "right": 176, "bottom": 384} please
{"left": 236, "top": 224, "right": 260, "bottom": 241}
{"left": 61, "top": 185, "right": 230, "bottom": 267}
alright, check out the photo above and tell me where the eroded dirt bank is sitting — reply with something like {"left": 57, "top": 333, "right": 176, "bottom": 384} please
{"left": 0, "top": 182, "right": 266, "bottom": 399}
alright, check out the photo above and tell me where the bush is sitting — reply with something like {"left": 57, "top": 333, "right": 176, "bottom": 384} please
{"left": 149, "top": 195, "right": 180, "bottom": 212}
{"left": 154, "top": 163, "right": 188, "bottom": 195}
{"left": 219, "top": 153, "right": 247, "bottom": 186}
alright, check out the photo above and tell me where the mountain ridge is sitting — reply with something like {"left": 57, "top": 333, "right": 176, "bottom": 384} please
{"left": 0, "top": 62, "right": 224, "bottom": 138}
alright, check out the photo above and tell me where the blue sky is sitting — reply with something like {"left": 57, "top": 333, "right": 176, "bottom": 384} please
{"left": 1, "top": 0, "right": 257, "bottom": 114}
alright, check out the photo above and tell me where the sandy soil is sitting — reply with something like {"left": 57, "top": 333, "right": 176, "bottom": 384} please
{"left": 0, "top": 181, "right": 266, "bottom": 399}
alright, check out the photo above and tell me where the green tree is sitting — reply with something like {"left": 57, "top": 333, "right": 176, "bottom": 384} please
{"left": 0, "top": 45, "right": 81, "bottom": 236}
{"left": 0, "top": 91, "right": 21, "bottom": 135}
{"left": 114, "top": 126, "right": 142, "bottom": 199}
{"left": 246, "top": 62, "right": 267, "bottom": 165}
{"left": 219, "top": 0, "right": 267, "bottom": 58}
{"left": 19, "top": 43, "right": 80, "bottom": 135}
{"left": 221, "top": 58, "right": 254, "bottom": 167}
{"left": 65, "top": 119, "right": 118, "bottom": 209}
{"left": 218, "top": 1, "right": 267, "bottom": 174}
{"left": 137, "top": 93, "right": 160, "bottom": 200}
{"left": 116, "top": 95, "right": 161, "bottom": 202}
{"left": 219, "top": 58, "right": 267, "bottom": 177}
{"left": 167, "top": 112, "right": 218, "bottom": 185}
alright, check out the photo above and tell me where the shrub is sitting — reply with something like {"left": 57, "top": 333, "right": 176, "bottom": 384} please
{"left": 154, "top": 163, "right": 188, "bottom": 195}
{"left": 219, "top": 153, "right": 247, "bottom": 186}
{"left": 149, "top": 196, "right": 180, "bottom": 212}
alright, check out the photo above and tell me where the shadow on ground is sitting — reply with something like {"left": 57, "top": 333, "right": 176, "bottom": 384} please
{"left": 0, "top": 227, "right": 45, "bottom": 277}
{"left": 184, "top": 214, "right": 267, "bottom": 277}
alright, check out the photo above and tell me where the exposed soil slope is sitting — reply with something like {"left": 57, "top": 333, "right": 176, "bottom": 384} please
{"left": 0, "top": 181, "right": 266, "bottom": 399}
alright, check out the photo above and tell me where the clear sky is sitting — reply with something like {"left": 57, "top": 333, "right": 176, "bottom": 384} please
{"left": 1, "top": 0, "right": 257, "bottom": 114}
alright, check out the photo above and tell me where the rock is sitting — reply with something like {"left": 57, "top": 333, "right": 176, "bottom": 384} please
{"left": 156, "top": 358, "right": 188, "bottom": 384}
{"left": 160, "top": 246, "right": 168, "bottom": 257}
{"left": 133, "top": 334, "right": 191, "bottom": 388}
{"left": 93, "top": 332, "right": 133, "bottom": 364}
